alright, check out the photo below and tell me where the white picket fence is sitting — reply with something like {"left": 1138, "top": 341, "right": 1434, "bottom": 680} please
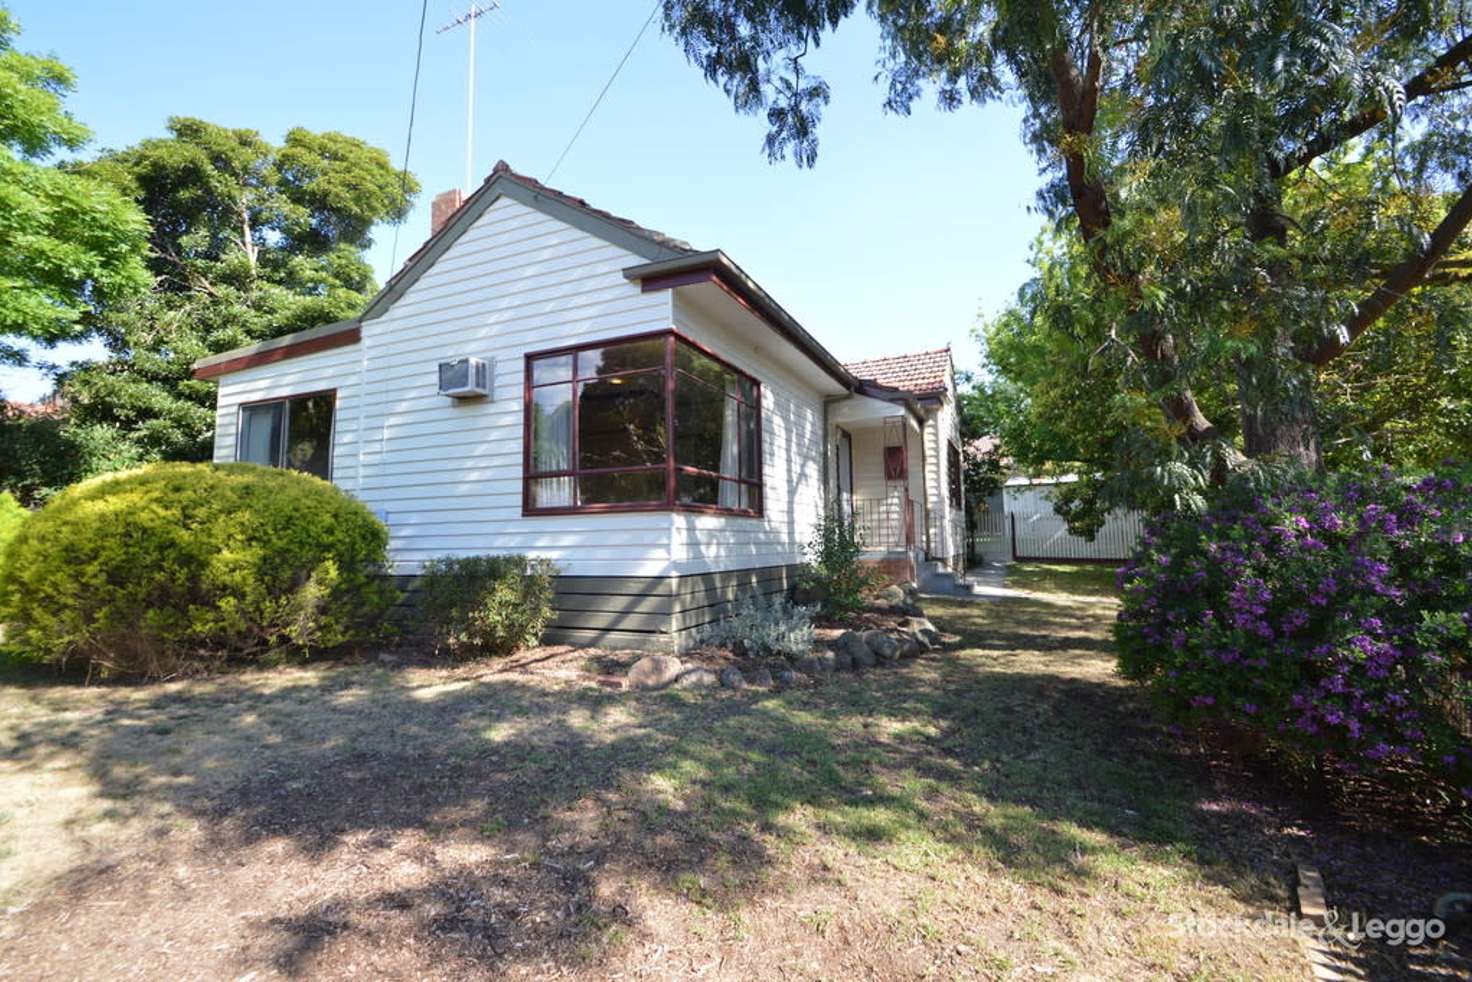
{"left": 970, "top": 481, "right": 1145, "bottom": 563}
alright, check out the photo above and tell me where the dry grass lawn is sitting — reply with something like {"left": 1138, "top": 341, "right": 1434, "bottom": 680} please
{"left": 0, "top": 572, "right": 1463, "bottom": 979}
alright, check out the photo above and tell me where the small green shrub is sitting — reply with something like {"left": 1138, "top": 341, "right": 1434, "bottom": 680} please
{"left": 798, "top": 507, "right": 880, "bottom": 617}
{"left": 0, "top": 491, "right": 25, "bottom": 569}
{"left": 0, "top": 463, "right": 393, "bottom": 678}
{"left": 416, "top": 554, "right": 558, "bottom": 656}
{"left": 702, "top": 594, "right": 814, "bottom": 659}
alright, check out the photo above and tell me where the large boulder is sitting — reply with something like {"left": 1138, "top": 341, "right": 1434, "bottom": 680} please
{"left": 797, "top": 650, "right": 837, "bottom": 675}
{"left": 674, "top": 667, "right": 719, "bottom": 689}
{"left": 896, "top": 634, "right": 922, "bottom": 659}
{"left": 628, "top": 655, "right": 683, "bottom": 690}
{"left": 719, "top": 667, "right": 746, "bottom": 689}
{"left": 837, "top": 630, "right": 875, "bottom": 669}
{"left": 862, "top": 630, "right": 902, "bottom": 663}
{"left": 746, "top": 666, "right": 775, "bottom": 688}
{"left": 833, "top": 647, "right": 855, "bottom": 672}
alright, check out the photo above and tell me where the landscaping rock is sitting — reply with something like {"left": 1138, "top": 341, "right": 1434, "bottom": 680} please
{"left": 901, "top": 601, "right": 925, "bottom": 617}
{"left": 675, "top": 667, "right": 719, "bottom": 688}
{"left": 862, "top": 629, "right": 901, "bottom": 662}
{"left": 837, "top": 630, "right": 874, "bottom": 669}
{"left": 776, "top": 669, "right": 798, "bottom": 688}
{"left": 833, "top": 648, "right": 854, "bottom": 672}
{"left": 746, "top": 667, "right": 775, "bottom": 688}
{"left": 797, "top": 650, "right": 837, "bottom": 675}
{"left": 719, "top": 667, "right": 746, "bottom": 689}
{"left": 896, "top": 634, "right": 922, "bottom": 659}
{"left": 628, "top": 654, "right": 683, "bottom": 690}
{"left": 875, "top": 584, "right": 907, "bottom": 607}
{"left": 902, "top": 617, "right": 942, "bottom": 649}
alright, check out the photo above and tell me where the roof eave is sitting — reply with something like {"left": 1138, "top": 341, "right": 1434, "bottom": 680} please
{"left": 191, "top": 319, "right": 361, "bottom": 379}
{"left": 623, "top": 251, "right": 857, "bottom": 390}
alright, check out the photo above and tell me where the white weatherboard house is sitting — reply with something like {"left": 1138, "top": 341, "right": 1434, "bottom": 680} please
{"left": 195, "top": 163, "right": 967, "bottom": 650}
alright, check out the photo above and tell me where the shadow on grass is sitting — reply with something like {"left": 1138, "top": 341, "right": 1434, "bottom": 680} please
{"left": 1, "top": 590, "right": 1458, "bottom": 976}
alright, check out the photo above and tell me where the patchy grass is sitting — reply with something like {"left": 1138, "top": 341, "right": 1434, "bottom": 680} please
{"left": 0, "top": 587, "right": 1463, "bottom": 979}
{"left": 1004, "top": 561, "right": 1121, "bottom": 598}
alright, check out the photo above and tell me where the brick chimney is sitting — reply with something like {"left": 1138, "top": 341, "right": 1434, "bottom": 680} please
{"left": 430, "top": 189, "right": 464, "bottom": 236}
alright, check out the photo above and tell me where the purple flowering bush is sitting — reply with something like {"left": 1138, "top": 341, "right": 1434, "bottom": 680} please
{"left": 1116, "top": 465, "right": 1472, "bottom": 803}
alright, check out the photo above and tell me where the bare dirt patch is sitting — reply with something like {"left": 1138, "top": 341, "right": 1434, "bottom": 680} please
{"left": 0, "top": 588, "right": 1460, "bottom": 979}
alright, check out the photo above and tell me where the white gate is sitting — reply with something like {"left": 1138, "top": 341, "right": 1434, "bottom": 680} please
{"left": 1002, "top": 480, "right": 1144, "bottom": 562}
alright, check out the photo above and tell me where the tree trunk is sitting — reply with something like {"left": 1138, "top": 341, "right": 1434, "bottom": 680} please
{"left": 1236, "top": 350, "right": 1322, "bottom": 468}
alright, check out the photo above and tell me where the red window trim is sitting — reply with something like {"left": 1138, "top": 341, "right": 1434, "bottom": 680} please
{"left": 522, "top": 329, "right": 764, "bottom": 517}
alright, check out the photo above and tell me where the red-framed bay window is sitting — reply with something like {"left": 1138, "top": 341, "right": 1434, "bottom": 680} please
{"left": 523, "top": 330, "right": 763, "bottom": 516}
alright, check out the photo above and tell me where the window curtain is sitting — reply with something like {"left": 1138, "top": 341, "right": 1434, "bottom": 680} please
{"left": 532, "top": 392, "right": 574, "bottom": 508}
{"left": 719, "top": 388, "right": 741, "bottom": 508}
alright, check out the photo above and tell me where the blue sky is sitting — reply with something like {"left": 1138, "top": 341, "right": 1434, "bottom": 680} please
{"left": 3, "top": 0, "right": 1044, "bottom": 400}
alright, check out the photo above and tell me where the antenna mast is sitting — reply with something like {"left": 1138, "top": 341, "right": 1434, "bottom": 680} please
{"left": 437, "top": 2, "right": 499, "bottom": 191}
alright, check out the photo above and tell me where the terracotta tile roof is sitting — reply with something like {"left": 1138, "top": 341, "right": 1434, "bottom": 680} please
{"left": 843, "top": 348, "right": 953, "bottom": 395}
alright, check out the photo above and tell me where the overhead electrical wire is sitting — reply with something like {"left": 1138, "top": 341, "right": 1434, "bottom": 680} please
{"left": 544, "top": 0, "right": 662, "bottom": 183}
{"left": 390, "top": 0, "right": 432, "bottom": 271}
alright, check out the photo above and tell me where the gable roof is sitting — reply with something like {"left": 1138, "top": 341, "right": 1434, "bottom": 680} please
{"left": 843, "top": 348, "right": 953, "bottom": 396}
{"left": 360, "top": 161, "right": 696, "bottom": 322}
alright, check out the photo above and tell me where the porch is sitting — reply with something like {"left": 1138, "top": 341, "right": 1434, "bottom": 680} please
{"left": 829, "top": 393, "right": 928, "bottom": 583}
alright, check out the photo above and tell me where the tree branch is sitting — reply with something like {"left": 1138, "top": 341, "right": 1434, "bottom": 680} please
{"left": 1271, "top": 33, "right": 1472, "bottom": 179}
{"left": 1306, "top": 182, "right": 1472, "bottom": 366}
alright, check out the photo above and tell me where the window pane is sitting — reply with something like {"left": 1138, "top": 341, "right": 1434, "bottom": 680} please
{"left": 674, "top": 376, "right": 725, "bottom": 473}
{"left": 579, "top": 337, "right": 666, "bottom": 377}
{"left": 738, "top": 377, "right": 755, "bottom": 403}
{"left": 581, "top": 469, "right": 665, "bottom": 505}
{"left": 531, "top": 384, "right": 572, "bottom": 473}
{"left": 740, "top": 484, "right": 761, "bottom": 512}
{"left": 578, "top": 372, "right": 666, "bottom": 469}
{"left": 529, "top": 477, "right": 574, "bottom": 509}
{"left": 675, "top": 342, "right": 736, "bottom": 393}
{"left": 532, "top": 354, "right": 573, "bottom": 386}
{"left": 677, "top": 472, "right": 718, "bottom": 505}
{"left": 285, "top": 395, "right": 334, "bottom": 479}
{"left": 239, "top": 403, "right": 283, "bottom": 467}
{"left": 739, "top": 404, "right": 758, "bottom": 480}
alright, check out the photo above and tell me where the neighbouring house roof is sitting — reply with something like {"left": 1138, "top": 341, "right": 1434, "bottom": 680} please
{"left": 1, "top": 398, "right": 63, "bottom": 418}
{"left": 842, "top": 348, "right": 953, "bottom": 396}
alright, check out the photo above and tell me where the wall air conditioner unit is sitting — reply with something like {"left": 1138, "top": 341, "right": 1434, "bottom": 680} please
{"left": 438, "top": 357, "right": 492, "bottom": 398}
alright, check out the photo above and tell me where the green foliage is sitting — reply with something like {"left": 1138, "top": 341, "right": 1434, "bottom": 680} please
{"left": 59, "top": 117, "right": 418, "bottom": 462}
{"left": 661, "top": 1, "right": 1472, "bottom": 497}
{"left": 415, "top": 555, "right": 558, "bottom": 657}
{"left": 0, "top": 462, "right": 393, "bottom": 678}
{"left": 701, "top": 594, "right": 815, "bottom": 660}
{"left": 799, "top": 507, "right": 880, "bottom": 617}
{"left": 0, "top": 7, "right": 149, "bottom": 363}
{"left": 0, "top": 403, "right": 142, "bottom": 506}
{"left": 0, "top": 489, "right": 24, "bottom": 569}
{"left": 1116, "top": 464, "right": 1472, "bottom": 807}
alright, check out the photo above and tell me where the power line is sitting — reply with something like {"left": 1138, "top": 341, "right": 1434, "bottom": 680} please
{"left": 544, "top": 0, "right": 662, "bottom": 183}
{"left": 390, "top": 0, "right": 432, "bottom": 272}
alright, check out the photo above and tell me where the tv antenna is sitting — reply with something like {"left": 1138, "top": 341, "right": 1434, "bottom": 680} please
{"left": 438, "top": 1, "right": 499, "bottom": 192}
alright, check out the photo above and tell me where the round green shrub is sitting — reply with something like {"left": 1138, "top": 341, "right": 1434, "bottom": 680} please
{"left": 0, "top": 463, "right": 393, "bottom": 678}
{"left": 416, "top": 554, "right": 558, "bottom": 657}
{"left": 0, "top": 490, "right": 25, "bottom": 569}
